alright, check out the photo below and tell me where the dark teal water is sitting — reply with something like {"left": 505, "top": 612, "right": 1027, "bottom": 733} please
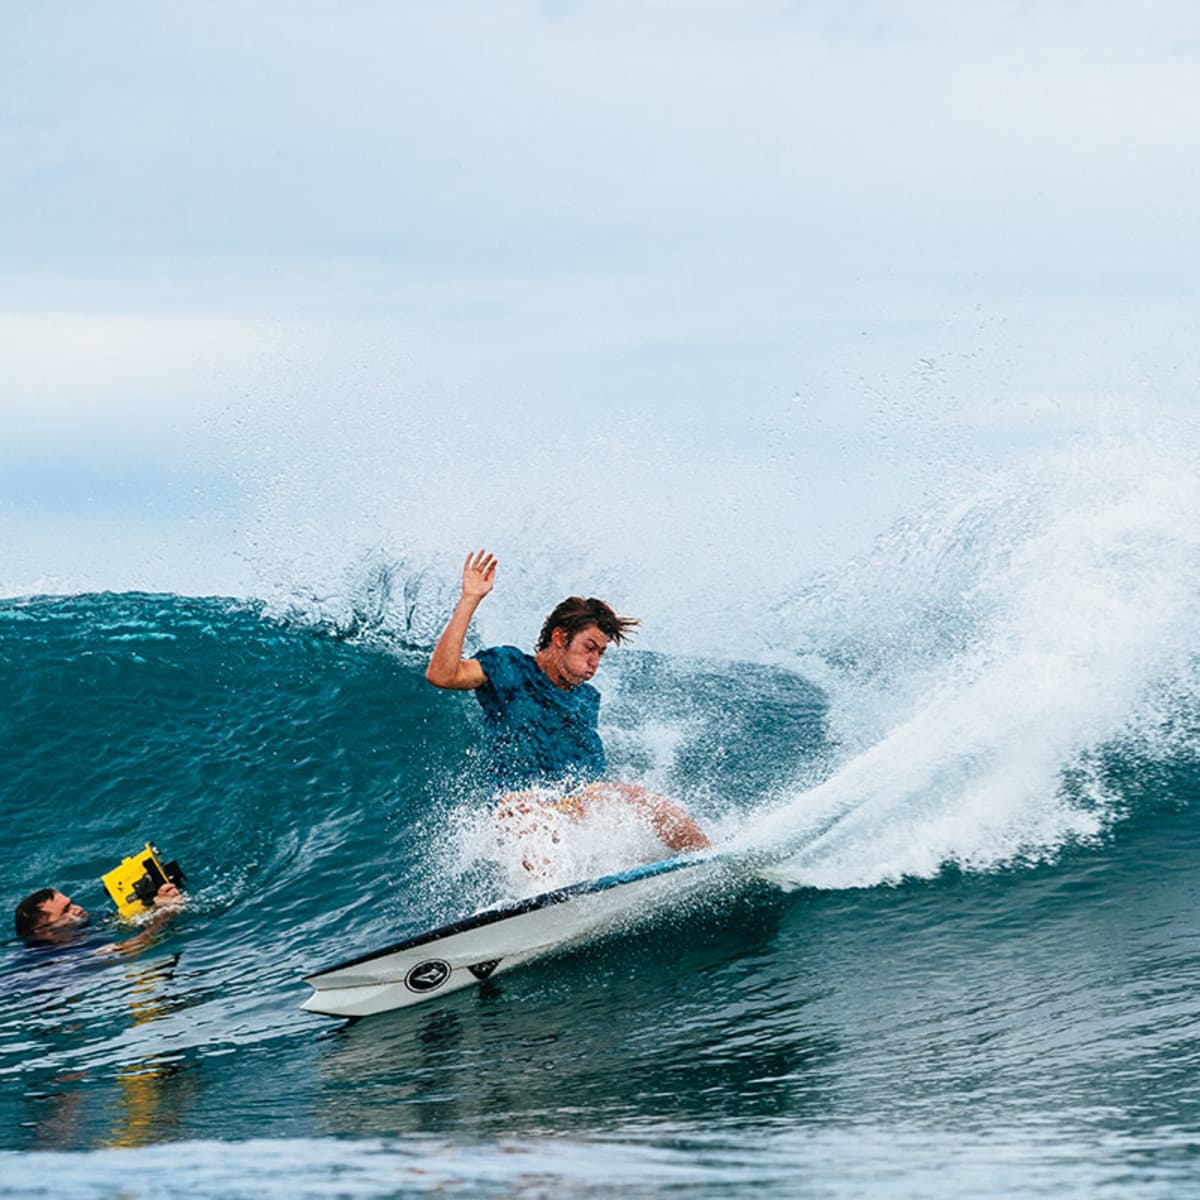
{"left": 3, "top": 591, "right": 1200, "bottom": 1198}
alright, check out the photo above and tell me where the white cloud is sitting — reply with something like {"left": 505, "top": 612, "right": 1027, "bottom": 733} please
{"left": 0, "top": 312, "right": 287, "bottom": 443}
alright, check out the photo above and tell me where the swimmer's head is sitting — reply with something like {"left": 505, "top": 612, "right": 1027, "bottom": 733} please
{"left": 14, "top": 889, "right": 89, "bottom": 942}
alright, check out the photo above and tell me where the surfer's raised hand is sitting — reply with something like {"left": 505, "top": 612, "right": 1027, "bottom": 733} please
{"left": 426, "top": 551, "right": 494, "bottom": 690}
{"left": 462, "top": 549, "right": 497, "bottom": 600}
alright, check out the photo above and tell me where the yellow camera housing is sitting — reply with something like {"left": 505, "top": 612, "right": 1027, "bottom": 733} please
{"left": 102, "top": 843, "right": 185, "bottom": 918}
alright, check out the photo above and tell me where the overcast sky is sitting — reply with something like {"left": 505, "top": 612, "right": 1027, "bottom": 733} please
{"left": 4, "top": 1, "right": 1200, "bottom": 615}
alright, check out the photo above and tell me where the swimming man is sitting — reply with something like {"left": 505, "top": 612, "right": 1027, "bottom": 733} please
{"left": 14, "top": 883, "right": 182, "bottom": 944}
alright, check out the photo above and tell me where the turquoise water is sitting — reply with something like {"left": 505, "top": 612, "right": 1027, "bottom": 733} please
{"left": 4, "top": 450, "right": 1200, "bottom": 1198}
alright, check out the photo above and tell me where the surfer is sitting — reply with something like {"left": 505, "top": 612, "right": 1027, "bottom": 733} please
{"left": 426, "top": 550, "right": 711, "bottom": 860}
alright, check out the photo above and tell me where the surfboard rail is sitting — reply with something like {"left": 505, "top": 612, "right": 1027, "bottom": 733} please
{"left": 301, "top": 852, "right": 728, "bottom": 1018}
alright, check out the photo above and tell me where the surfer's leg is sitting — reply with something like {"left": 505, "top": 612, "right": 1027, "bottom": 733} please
{"left": 624, "top": 786, "right": 711, "bottom": 852}
{"left": 572, "top": 782, "right": 711, "bottom": 853}
{"left": 495, "top": 791, "right": 565, "bottom": 875}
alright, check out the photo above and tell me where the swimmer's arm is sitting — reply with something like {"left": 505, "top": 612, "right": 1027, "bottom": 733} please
{"left": 93, "top": 885, "right": 186, "bottom": 957}
{"left": 425, "top": 550, "right": 495, "bottom": 690}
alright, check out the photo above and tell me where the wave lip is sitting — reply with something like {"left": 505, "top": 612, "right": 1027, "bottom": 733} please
{"left": 746, "top": 436, "right": 1200, "bottom": 888}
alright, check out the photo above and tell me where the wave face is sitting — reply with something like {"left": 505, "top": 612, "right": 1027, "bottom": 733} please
{"left": 3, "top": 438, "right": 1200, "bottom": 1196}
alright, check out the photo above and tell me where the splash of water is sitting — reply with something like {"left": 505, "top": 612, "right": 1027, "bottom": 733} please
{"left": 740, "top": 433, "right": 1200, "bottom": 887}
{"left": 443, "top": 787, "right": 670, "bottom": 903}
{"left": 256, "top": 424, "right": 1200, "bottom": 898}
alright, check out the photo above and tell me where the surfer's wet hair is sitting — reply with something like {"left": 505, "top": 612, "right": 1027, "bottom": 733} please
{"left": 13, "top": 889, "right": 55, "bottom": 939}
{"left": 536, "top": 597, "right": 639, "bottom": 652}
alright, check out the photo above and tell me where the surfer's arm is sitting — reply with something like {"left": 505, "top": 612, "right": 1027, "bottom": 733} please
{"left": 425, "top": 550, "right": 495, "bottom": 690}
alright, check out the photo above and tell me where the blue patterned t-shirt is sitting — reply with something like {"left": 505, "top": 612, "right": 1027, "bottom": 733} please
{"left": 472, "top": 645, "right": 607, "bottom": 792}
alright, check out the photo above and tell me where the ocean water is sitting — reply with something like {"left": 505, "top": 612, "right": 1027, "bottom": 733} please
{"left": 3, "top": 439, "right": 1200, "bottom": 1197}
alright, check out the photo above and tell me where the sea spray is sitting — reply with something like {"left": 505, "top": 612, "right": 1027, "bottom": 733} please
{"left": 740, "top": 434, "right": 1200, "bottom": 887}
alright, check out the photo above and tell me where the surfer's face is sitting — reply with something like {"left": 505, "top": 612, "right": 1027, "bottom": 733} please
{"left": 555, "top": 624, "right": 609, "bottom": 686}
{"left": 36, "top": 891, "right": 88, "bottom": 937}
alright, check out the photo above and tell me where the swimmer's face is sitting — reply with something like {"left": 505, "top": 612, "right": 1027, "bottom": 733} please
{"left": 556, "top": 623, "right": 609, "bottom": 686}
{"left": 36, "top": 891, "right": 88, "bottom": 937}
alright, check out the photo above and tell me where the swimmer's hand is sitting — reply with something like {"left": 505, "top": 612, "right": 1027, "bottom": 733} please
{"left": 92, "top": 884, "right": 185, "bottom": 957}
{"left": 152, "top": 883, "right": 185, "bottom": 908}
{"left": 462, "top": 549, "right": 497, "bottom": 599}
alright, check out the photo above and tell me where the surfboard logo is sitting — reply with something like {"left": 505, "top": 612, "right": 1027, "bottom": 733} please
{"left": 468, "top": 959, "right": 501, "bottom": 980}
{"left": 405, "top": 959, "right": 451, "bottom": 993}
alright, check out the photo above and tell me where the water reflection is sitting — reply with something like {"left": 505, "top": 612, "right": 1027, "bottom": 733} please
{"left": 104, "top": 1055, "right": 201, "bottom": 1149}
{"left": 8, "top": 948, "right": 203, "bottom": 1151}
{"left": 103, "top": 953, "right": 196, "bottom": 1149}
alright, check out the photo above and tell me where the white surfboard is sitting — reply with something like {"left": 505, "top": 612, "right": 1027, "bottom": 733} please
{"left": 301, "top": 852, "right": 732, "bottom": 1018}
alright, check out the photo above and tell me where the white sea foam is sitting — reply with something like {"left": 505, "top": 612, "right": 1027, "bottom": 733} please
{"left": 446, "top": 786, "right": 674, "bottom": 902}
{"left": 741, "top": 432, "right": 1200, "bottom": 887}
